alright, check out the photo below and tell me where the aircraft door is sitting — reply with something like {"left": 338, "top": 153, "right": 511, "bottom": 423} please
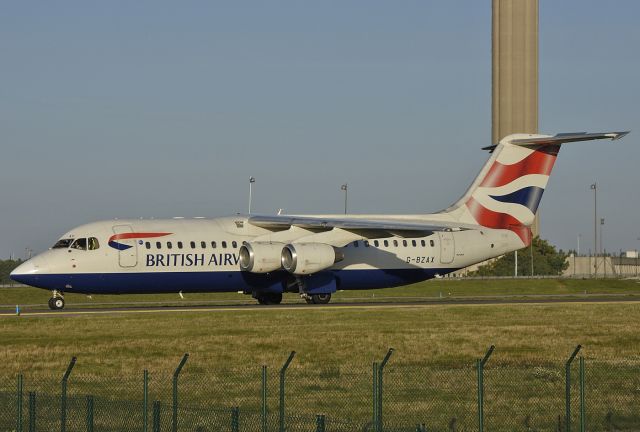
{"left": 113, "top": 224, "right": 138, "bottom": 268}
{"left": 438, "top": 231, "right": 455, "bottom": 264}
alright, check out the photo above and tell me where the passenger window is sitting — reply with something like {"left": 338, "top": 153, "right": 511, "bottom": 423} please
{"left": 190, "top": 241, "right": 196, "bottom": 249}
{"left": 70, "top": 238, "right": 87, "bottom": 251}
{"left": 353, "top": 241, "right": 359, "bottom": 247}
{"left": 88, "top": 237, "right": 100, "bottom": 250}
{"left": 421, "top": 240, "right": 426, "bottom": 247}
{"left": 412, "top": 240, "right": 417, "bottom": 247}
{"left": 232, "top": 241, "right": 238, "bottom": 248}
{"left": 156, "top": 241, "right": 161, "bottom": 249}
{"left": 201, "top": 241, "right": 206, "bottom": 249}
{"left": 430, "top": 240, "right": 435, "bottom": 247}
{"left": 384, "top": 240, "right": 389, "bottom": 247}
{"left": 145, "top": 242, "right": 151, "bottom": 249}
{"left": 167, "top": 242, "right": 173, "bottom": 249}
{"left": 393, "top": 240, "right": 398, "bottom": 247}
{"left": 402, "top": 240, "right": 407, "bottom": 247}
{"left": 178, "top": 242, "right": 183, "bottom": 249}
{"left": 374, "top": 240, "right": 379, "bottom": 247}
{"left": 364, "top": 241, "right": 369, "bottom": 247}
{"left": 211, "top": 241, "right": 217, "bottom": 248}
{"left": 222, "top": 241, "right": 227, "bottom": 248}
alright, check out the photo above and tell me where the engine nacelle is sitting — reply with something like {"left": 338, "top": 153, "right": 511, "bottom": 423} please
{"left": 239, "top": 242, "right": 285, "bottom": 273}
{"left": 281, "top": 243, "right": 344, "bottom": 275}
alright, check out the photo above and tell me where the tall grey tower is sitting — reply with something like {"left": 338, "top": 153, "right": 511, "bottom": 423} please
{"left": 492, "top": 0, "right": 540, "bottom": 236}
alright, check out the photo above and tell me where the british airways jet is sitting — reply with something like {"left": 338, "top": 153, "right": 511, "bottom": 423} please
{"left": 11, "top": 131, "right": 628, "bottom": 309}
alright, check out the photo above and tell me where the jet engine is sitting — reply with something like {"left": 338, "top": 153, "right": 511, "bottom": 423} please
{"left": 239, "top": 242, "right": 285, "bottom": 273}
{"left": 281, "top": 243, "right": 344, "bottom": 275}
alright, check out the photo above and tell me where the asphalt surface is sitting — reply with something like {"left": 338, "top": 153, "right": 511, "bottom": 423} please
{"left": 2, "top": 295, "right": 639, "bottom": 317}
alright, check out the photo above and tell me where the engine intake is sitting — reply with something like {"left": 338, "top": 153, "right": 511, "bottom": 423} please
{"left": 281, "top": 243, "right": 344, "bottom": 275}
{"left": 239, "top": 242, "right": 285, "bottom": 273}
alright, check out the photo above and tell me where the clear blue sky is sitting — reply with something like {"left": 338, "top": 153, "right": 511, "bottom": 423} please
{"left": 2, "top": 1, "right": 639, "bottom": 259}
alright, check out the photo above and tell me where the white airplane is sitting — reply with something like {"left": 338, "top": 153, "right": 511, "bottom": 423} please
{"left": 11, "top": 131, "right": 628, "bottom": 310}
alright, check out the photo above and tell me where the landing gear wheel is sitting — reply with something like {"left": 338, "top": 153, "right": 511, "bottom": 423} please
{"left": 49, "top": 297, "right": 65, "bottom": 310}
{"left": 256, "top": 292, "right": 283, "bottom": 305}
{"left": 311, "top": 293, "right": 331, "bottom": 304}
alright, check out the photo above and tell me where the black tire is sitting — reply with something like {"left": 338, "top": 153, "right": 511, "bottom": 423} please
{"left": 256, "top": 292, "right": 283, "bottom": 305}
{"left": 48, "top": 298, "right": 55, "bottom": 310}
{"left": 311, "top": 293, "right": 331, "bottom": 304}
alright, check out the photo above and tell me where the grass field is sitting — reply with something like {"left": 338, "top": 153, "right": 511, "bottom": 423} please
{"left": 2, "top": 277, "right": 640, "bottom": 310}
{"left": 1, "top": 286, "right": 640, "bottom": 430}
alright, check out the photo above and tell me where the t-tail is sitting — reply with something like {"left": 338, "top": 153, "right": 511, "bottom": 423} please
{"left": 444, "top": 131, "right": 629, "bottom": 245}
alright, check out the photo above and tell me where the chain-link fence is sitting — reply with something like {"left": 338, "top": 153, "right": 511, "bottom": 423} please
{"left": 1, "top": 346, "right": 639, "bottom": 431}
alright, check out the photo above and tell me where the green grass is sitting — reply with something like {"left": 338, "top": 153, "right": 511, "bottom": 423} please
{"left": 1, "top": 299, "right": 640, "bottom": 430}
{"left": 2, "top": 277, "right": 640, "bottom": 310}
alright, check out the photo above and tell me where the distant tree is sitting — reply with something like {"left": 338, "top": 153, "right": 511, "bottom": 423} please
{"left": 0, "top": 259, "right": 23, "bottom": 284}
{"left": 470, "top": 237, "right": 569, "bottom": 277}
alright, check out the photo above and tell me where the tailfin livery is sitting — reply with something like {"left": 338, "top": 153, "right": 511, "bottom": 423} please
{"left": 445, "top": 131, "right": 629, "bottom": 244}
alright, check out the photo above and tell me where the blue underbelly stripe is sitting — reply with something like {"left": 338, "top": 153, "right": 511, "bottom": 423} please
{"left": 13, "top": 268, "right": 458, "bottom": 294}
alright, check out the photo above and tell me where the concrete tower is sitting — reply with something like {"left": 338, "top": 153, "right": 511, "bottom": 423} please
{"left": 492, "top": 0, "right": 540, "bottom": 235}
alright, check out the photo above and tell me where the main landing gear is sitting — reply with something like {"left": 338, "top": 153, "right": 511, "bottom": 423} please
{"left": 48, "top": 290, "right": 65, "bottom": 310}
{"left": 303, "top": 293, "right": 332, "bottom": 305}
{"left": 254, "top": 292, "right": 283, "bottom": 305}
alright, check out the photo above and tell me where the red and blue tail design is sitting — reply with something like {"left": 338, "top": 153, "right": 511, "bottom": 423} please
{"left": 465, "top": 144, "right": 559, "bottom": 231}
{"left": 448, "top": 131, "right": 628, "bottom": 245}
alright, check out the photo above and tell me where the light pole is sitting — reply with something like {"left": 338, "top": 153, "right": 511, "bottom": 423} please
{"left": 341, "top": 183, "right": 348, "bottom": 214}
{"left": 601, "top": 217, "right": 605, "bottom": 276}
{"left": 591, "top": 183, "right": 597, "bottom": 277}
{"left": 249, "top": 176, "right": 256, "bottom": 215}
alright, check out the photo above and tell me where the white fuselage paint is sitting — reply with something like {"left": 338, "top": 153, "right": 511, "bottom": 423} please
{"left": 12, "top": 215, "right": 522, "bottom": 296}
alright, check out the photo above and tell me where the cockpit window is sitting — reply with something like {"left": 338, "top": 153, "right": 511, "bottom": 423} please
{"left": 88, "top": 237, "right": 100, "bottom": 250}
{"left": 52, "top": 239, "right": 73, "bottom": 249}
{"left": 70, "top": 238, "right": 88, "bottom": 251}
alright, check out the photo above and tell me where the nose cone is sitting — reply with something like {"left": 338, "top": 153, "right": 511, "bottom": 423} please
{"left": 10, "top": 256, "right": 49, "bottom": 286}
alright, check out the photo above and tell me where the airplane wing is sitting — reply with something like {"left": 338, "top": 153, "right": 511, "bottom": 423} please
{"left": 248, "top": 214, "right": 478, "bottom": 235}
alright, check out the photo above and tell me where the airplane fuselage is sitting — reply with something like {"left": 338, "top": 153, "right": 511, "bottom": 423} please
{"left": 11, "top": 216, "right": 519, "bottom": 297}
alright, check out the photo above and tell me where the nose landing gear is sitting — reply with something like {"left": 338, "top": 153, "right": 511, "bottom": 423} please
{"left": 48, "top": 290, "right": 65, "bottom": 310}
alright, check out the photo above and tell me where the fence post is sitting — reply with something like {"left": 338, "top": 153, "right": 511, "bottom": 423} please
{"left": 143, "top": 369, "right": 149, "bottom": 432}
{"left": 86, "top": 395, "right": 94, "bottom": 432}
{"left": 279, "top": 351, "right": 296, "bottom": 432}
{"left": 61, "top": 356, "right": 77, "bottom": 432}
{"left": 316, "top": 414, "right": 326, "bottom": 432}
{"left": 565, "top": 345, "right": 582, "bottom": 432}
{"left": 372, "top": 362, "right": 379, "bottom": 430}
{"left": 17, "top": 373, "right": 23, "bottom": 432}
{"left": 579, "top": 356, "right": 586, "bottom": 432}
{"left": 28, "top": 391, "right": 36, "bottom": 432}
{"left": 172, "top": 353, "right": 189, "bottom": 432}
{"left": 231, "top": 406, "right": 240, "bottom": 432}
{"left": 153, "top": 401, "right": 161, "bottom": 432}
{"left": 377, "top": 348, "right": 395, "bottom": 432}
{"left": 476, "top": 345, "right": 494, "bottom": 432}
{"left": 262, "top": 365, "right": 268, "bottom": 432}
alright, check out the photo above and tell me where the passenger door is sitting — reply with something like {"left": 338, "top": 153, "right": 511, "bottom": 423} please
{"left": 112, "top": 225, "right": 137, "bottom": 268}
{"left": 438, "top": 231, "right": 455, "bottom": 264}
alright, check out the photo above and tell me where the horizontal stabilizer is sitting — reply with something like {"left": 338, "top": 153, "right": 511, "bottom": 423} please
{"left": 482, "top": 131, "right": 629, "bottom": 151}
